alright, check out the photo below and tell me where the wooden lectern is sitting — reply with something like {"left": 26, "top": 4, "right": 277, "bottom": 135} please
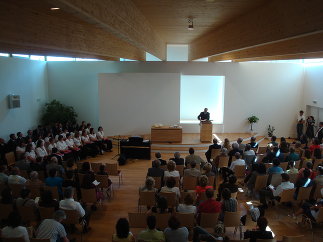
{"left": 200, "top": 121, "right": 213, "bottom": 142}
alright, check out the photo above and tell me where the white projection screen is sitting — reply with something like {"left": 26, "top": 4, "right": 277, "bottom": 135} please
{"left": 180, "top": 75, "right": 225, "bottom": 124}
{"left": 98, "top": 73, "right": 181, "bottom": 136}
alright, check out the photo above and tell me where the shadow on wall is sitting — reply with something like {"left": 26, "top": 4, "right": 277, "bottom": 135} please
{"left": 0, "top": 96, "right": 9, "bottom": 121}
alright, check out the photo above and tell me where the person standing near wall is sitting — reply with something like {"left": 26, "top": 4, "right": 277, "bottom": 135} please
{"left": 297, "top": 110, "right": 305, "bottom": 140}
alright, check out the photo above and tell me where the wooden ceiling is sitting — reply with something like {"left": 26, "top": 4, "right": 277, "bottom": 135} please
{"left": 0, "top": 0, "right": 322, "bottom": 61}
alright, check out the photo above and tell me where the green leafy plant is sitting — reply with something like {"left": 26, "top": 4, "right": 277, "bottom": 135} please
{"left": 247, "top": 115, "right": 259, "bottom": 131}
{"left": 41, "top": 100, "right": 77, "bottom": 125}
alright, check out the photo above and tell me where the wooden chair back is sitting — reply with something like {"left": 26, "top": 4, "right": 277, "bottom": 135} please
{"left": 257, "top": 147, "right": 267, "bottom": 154}
{"left": 106, "top": 163, "right": 120, "bottom": 176}
{"left": 176, "top": 165, "right": 184, "bottom": 177}
{"left": 44, "top": 186, "right": 59, "bottom": 200}
{"left": 62, "top": 209, "right": 80, "bottom": 224}
{"left": 76, "top": 162, "right": 84, "bottom": 171}
{"left": 182, "top": 176, "right": 197, "bottom": 190}
{"left": 270, "top": 173, "right": 282, "bottom": 187}
{"left": 256, "top": 154, "right": 265, "bottom": 163}
{"left": 9, "top": 183, "right": 23, "bottom": 198}
{"left": 90, "top": 162, "right": 102, "bottom": 173}
{"left": 207, "top": 176, "right": 215, "bottom": 187}
{"left": 18, "top": 206, "right": 38, "bottom": 223}
{"left": 30, "top": 239, "right": 51, "bottom": 242}
{"left": 20, "top": 170, "right": 29, "bottom": 179}
{"left": 151, "top": 176, "right": 162, "bottom": 189}
{"left": 138, "top": 191, "right": 156, "bottom": 207}
{"left": 5, "top": 152, "right": 16, "bottom": 166}
{"left": 294, "top": 160, "right": 301, "bottom": 169}
{"left": 175, "top": 212, "right": 195, "bottom": 229}
{"left": 281, "top": 235, "right": 304, "bottom": 242}
{"left": 313, "top": 158, "right": 323, "bottom": 170}
{"left": 297, "top": 186, "right": 312, "bottom": 201}
{"left": 231, "top": 192, "right": 238, "bottom": 199}
{"left": 0, "top": 204, "right": 13, "bottom": 220}
{"left": 159, "top": 192, "right": 177, "bottom": 208}
{"left": 313, "top": 185, "right": 323, "bottom": 200}
{"left": 288, "top": 173, "right": 298, "bottom": 184}
{"left": 223, "top": 211, "right": 241, "bottom": 227}
{"left": 234, "top": 165, "right": 246, "bottom": 178}
{"left": 257, "top": 239, "right": 276, "bottom": 242}
{"left": 211, "top": 149, "right": 221, "bottom": 160}
{"left": 181, "top": 190, "right": 196, "bottom": 203}
{"left": 316, "top": 207, "right": 323, "bottom": 223}
{"left": 81, "top": 188, "right": 97, "bottom": 203}
{"left": 200, "top": 212, "right": 219, "bottom": 228}
{"left": 155, "top": 213, "right": 171, "bottom": 230}
{"left": 254, "top": 175, "right": 269, "bottom": 191}
{"left": 280, "top": 162, "right": 288, "bottom": 171}
{"left": 39, "top": 206, "right": 55, "bottom": 220}
{"left": 218, "top": 156, "right": 229, "bottom": 168}
{"left": 95, "top": 174, "right": 110, "bottom": 188}
{"left": 128, "top": 212, "right": 147, "bottom": 228}
{"left": 1, "top": 238, "right": 25, "bottom": 242}
{"left": 26, "top": 184, "right": 43, "bottom": 199}
{"left": 280, "top": 188, "right": 296, "bottom": 203}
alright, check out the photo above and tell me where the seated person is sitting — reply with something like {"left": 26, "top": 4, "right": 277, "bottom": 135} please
{"left": 244, "top": 217, "right": 273, "bottom": 242}
{"left": 46, "top": 157, "right": 64, "bottom": 176}
{"left": 59, "top": 187, "right": 91, "bottom": 233}
{"left": 96, "top": 164, "right": 112, "bottom": 188}
{"left": 147, "top": 160, "right": 164, "bottom": 180}
{"left": 286, "top": 161, "right": 299, "bottom": 174}
{"left": 229, "top": 152, "right": 246, "bottom": 171}
{"left": 259, "top": 173, "right": 294, "bottom": 208}
{"left": 8, "top": 166, "right": 27, "bottom": 184}
{"left": 195, "top": 175, "right": 213, "bottom": 201}
{"left": 140, "top": 177, "right": 157, "bottom": 192}
{"left": 279, "top": 138, "right": 290, "bottom": 153}
{"left": 164, "top": 216, "right": 189, "bottom": 242}
{"left": 213, "top": 148, "right": 228, "bottom": 169}
{"left": 45, "top": 169, "right": 63, "bottom": 195}
{"left": 152, "top": 152, "right": 167, "bottom": 166}
{"left": 220, "top": 188, "right": 238, "bottom": 220}
{"left": 164, "top": 161, "right": 180, "bottom": 181}
{"left": 1, "top": 211, "right": 30, "bottom": 242}
{"left": 197, "top": 189, "right": 221, "bottom": 215}
{"left": 177, "top": 193, "right": 196, "bottom": 214}
{"left": 38, "top": 190, "right": 59, "bottom": 210}
{"left": 36, "top": 210, "right": 69, "bottom": 242}
{"left": 228, "top": 143, "right": 243, "bottom": 162}
{"left": 268, "top": 136, "right": 278, "bottom": 147}
{"left": 193, "top": 223, "right": 228, "bottom": 242}
{"left": 218, "top": 175, "right": 238, "bottom": 200}
{"left": 294, "top": 169, "right": 314, "bottom": 199}
{"left": 267, "top": 159, "right": 284, "bottom": 174}
{"left": 15, "top": 188, "right": 37, "bottom": 209}
{"left": 1, "top": 187, "right": 14, "bottom": 204}
{"left": 113, "top": 218, "right": 135, "bottom": 242}
{"left": 185, "top": 148, "right": 205, "bottom": 167}
{"left": 314, "top": 166, "right": 323, "bottom": 186}
{"left": 137, "top": 215, "right": 165, "bottom": 242}
{"left": 96, "top": 126, "right": 113, "bottom": 151}
{"left": 183, "top": 160, "right": 201, "bottom": 177}
{"left": 202, "top": 163, "right": 215, "bottom": 177}
{"left": 248, "top": 136, "right": 258, "bottom": 149}
{"left": 160, "top": 177, "right": 180, "bottom": 199}
{"left": 26, "top": 171, "right": 44, "bottom": 186}
{"left": 236, "top": 138, "right": 246, "bottom": 151}
{"left": 205, "top": 138, "right": 222, "bottom": 162}
{"left": 149, "top": 196, "right": 170, "bottom": 214}
{"left": 246, "top": 163, "right": 267, "bottom": 196}
{"left": 286, "top": 147, "right": 300, "bottom": 163}
{"left": 0, "top": 165, "right": 8, "bottom": 184}
{"left": 62, "top": 171, "right": 77, "bottom": 188}
{"left": 298, "top": 162, "right": 315, "bottom": 180}
{"left": 170, "top": 152, "right": 184, "bottom": 166}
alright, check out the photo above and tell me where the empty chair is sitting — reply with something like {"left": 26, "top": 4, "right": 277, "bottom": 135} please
{"left": 106, "top": 162, "right": 123, "bottom": 187}
{"left": 5, "top": 152, "right": 15, "bottom": 166}
{"left": 138, "top": 191, "right": 156, "bottom": 212}
{"left": 207, "top": 176, "right": 215, "bottom": 187}
{"left": 218, "top": 156, "right": 229, "bottom": 168}
{"left": 224, "top": 211, "right": 243, "bottom": 239}
{"left": 254, "top": 175, "right": 269, "bottom": 192}
{"left": 182, "top": 176, "right": 197, "bottom": 190}
{"left": 211, "top": 149, "right": 221, "bottom": 160}
{"left": 313, "top": 185, "right": 323, "bottom": 200}
{"left": 128, "top": 212, "right": 147, "bottom": 228}
{"left": 234, "top": 165, "right": 246, "bottom": 179}
{"left": 288, "top": 173, "right": 298, "bottom": 184}
{"left": 229, "top": 239, "right": 250, "bottom": 242}
{"left": 81, "top": 188, "right": 98, "bottom": 204}
{"left": 279, "top": 188, "right": 296, "bottom": 204}
{"left": 282, "top": 235, "right": 305, "bottom": 242}
{"left": 175, "top": 212, "right": 195, "bottom": 229}
{"left": 200, "top": 212, "right": 219, "bottom": 228}
{"left": 155, "top": 213, "right": 171, "bottom": 230}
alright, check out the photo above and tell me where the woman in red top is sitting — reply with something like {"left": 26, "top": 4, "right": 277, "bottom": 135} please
{"left": 309, "top": 138, "right": 321, "bottom": 153}
{"left": 195, "top": 175, "right": 213, "bottom": 203}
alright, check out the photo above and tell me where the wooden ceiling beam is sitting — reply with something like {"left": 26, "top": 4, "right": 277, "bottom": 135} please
{"left": 0, "top": 0, "right": 145, "bottom": 61}
{"left": 232, "top": 52, "right": 323, "bottom": 62}
{"left": 190, "top": 0, "right": 323, "bottom": 60}
{"left": 48, "top": 0, "right": 166, "bottom": 60}
{"left": 208, "top": 33, "right": 323, "bottom": 62}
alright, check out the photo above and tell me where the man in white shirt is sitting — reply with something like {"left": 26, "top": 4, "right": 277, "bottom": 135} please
{"left": 229, "top": 153, "right": 246, "bottom": 171}
{"left": 36, "top": 210, "right": 69, "bottom": 242}
{"left": 59, "top": 187, "right": 91, "bottom": 232}
{"left": 8, "top": 167, "right": 27, "bottom": 184}
{"left": 259, "top": 173, "right": 294, "bottom": 208}
{"left": 297, "top": 110, "right": 305, "bottom": 140}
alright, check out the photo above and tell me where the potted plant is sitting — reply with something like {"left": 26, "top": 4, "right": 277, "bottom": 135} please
{"left": 41, "top": 100, "right": 78, "bottom": 125}
{"left": 247, "top": 115, "right": 259, "bottom": 131}
{"left": 267, "top": 125, "right": 275, "bottom": 137}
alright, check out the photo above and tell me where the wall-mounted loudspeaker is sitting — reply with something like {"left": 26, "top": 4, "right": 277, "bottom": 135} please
{"left": 8, "top": 94, "right": 21, "bottom": 109}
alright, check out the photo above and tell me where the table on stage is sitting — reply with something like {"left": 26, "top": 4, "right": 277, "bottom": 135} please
{"left": 151, "top": 126, "right": 182, "bottom": 143}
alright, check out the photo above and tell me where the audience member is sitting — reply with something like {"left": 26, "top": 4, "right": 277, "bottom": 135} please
{"left": 113, "top": 218, "right": 135, "bottom": 242}
{"left": 161, "top": 177, "right": 180, "bottom": 199}
{"left": 45, "top": 169, "right": 63, "bottom": 195}
{"left": 1, "top": 187, "right": 14, "bottom": 204}
{"left": 0, "top": 165, "right": 8, "bottom": 183}
{"left": 195, "top": 175, "right": 213, "bottom": 201}
{"left": 185, "top": 148, "right": 205, "bottom": 167}
{"left": 205, "top": 138, "right": 221, "bottom": 162}
{"left": 164, "top": 216, "right": 189, "bottom": 242}
{"left": 236, "top": 137, "right": 246, "bottom": 151}
{"left": 1, "top": 211, "right": 30, "bottom": 242}
{"left": 137, "top": 215, "right": 165, "bottom": 242}
{"left": 202, "top": 163, "right": 215, "bottom": 177}
{"left": 170, "top": 152, "right": 184, "bottom": 165}
{"left": 295, "top": 169, "right": 314, "bottom": 199}
{"left": 177, "top": 193, "right": 196, "bottom": 214}
{"left": 164, "top": 160, "right": 180, "bottom": 181}
{"left": 140, "top": 177, "right": 157, "bottom": 192}
{"left": 36, "top": 210, "right": 69, "bottom": 242}
{"left": 38, "top": 190, "right": 59, "bottom": 210}
{"left": 197, "top": 189, "right": 221, "bottom": 215}
{"left": 147, "top": 160, "right": 164, "bottom": 180}
{"left": 26, "top": 171, "right": 44, "bottom": 186}
{"left": 314, "top": 166, "right": 323, "bottom": 185}
{"left": 267, "top": 159, "right": 284, "bottom": 174}
{"left": 244, "top": 217, "right": 273, "bottom": 242}
{"left": 286, "top": 147, "right": 300, "bottom": 163}
{"left": 152, "top": 152, "right": 167, "bottom": 166}
{"left": 8, "top": 166, "right": 27, "bottom": 184}
{"left": 16, "top": 188, "right": 37, "bottom": 208}
{"left": 218, "top": 175, "right": 238, "bottom": 200}
{"left": 222, "top": 138, "right": 231, "bottom": 151}
{"left": 249, "top": 136, "right": 258, "bottom": 148}
{"left": 183, "top": 160, "right": 201, "bottom": 177}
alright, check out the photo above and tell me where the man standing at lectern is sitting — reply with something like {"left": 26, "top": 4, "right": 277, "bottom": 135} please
{"left": 198, "top": 108, "right": 210, "bottom": 121}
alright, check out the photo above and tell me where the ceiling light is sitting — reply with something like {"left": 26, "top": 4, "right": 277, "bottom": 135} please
{"left": 50, "top": 7, "right": 60, "bottom": 10}
{"left": 188, "top": 18, "right": 194, "bottom": 31}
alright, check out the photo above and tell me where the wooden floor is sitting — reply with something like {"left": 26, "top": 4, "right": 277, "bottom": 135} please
{"left": 76, "top": 134, "right": 322, "bottom": 242}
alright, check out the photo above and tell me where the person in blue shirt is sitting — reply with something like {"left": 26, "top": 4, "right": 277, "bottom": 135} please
{"left": 286, "top": 147, "right": 300, "bottom": 163}
{"left": 267, "top": 159, "right": 284, "bottom": 175}
{"left": 45, "top": 168, "right": 63, "bottom": 196}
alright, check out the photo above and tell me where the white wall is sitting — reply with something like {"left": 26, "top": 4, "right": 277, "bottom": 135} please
{"left": 303, "top": 64, "right": 323, "bottom": 109}
{"left": 47, "top": 61, "right": 305, "bottom": 137}
{"left": 0, "top": 57, "right": 48, "bottom": 140}
{"left": 98, "top": 73, "right": 180, "bottom": 135}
